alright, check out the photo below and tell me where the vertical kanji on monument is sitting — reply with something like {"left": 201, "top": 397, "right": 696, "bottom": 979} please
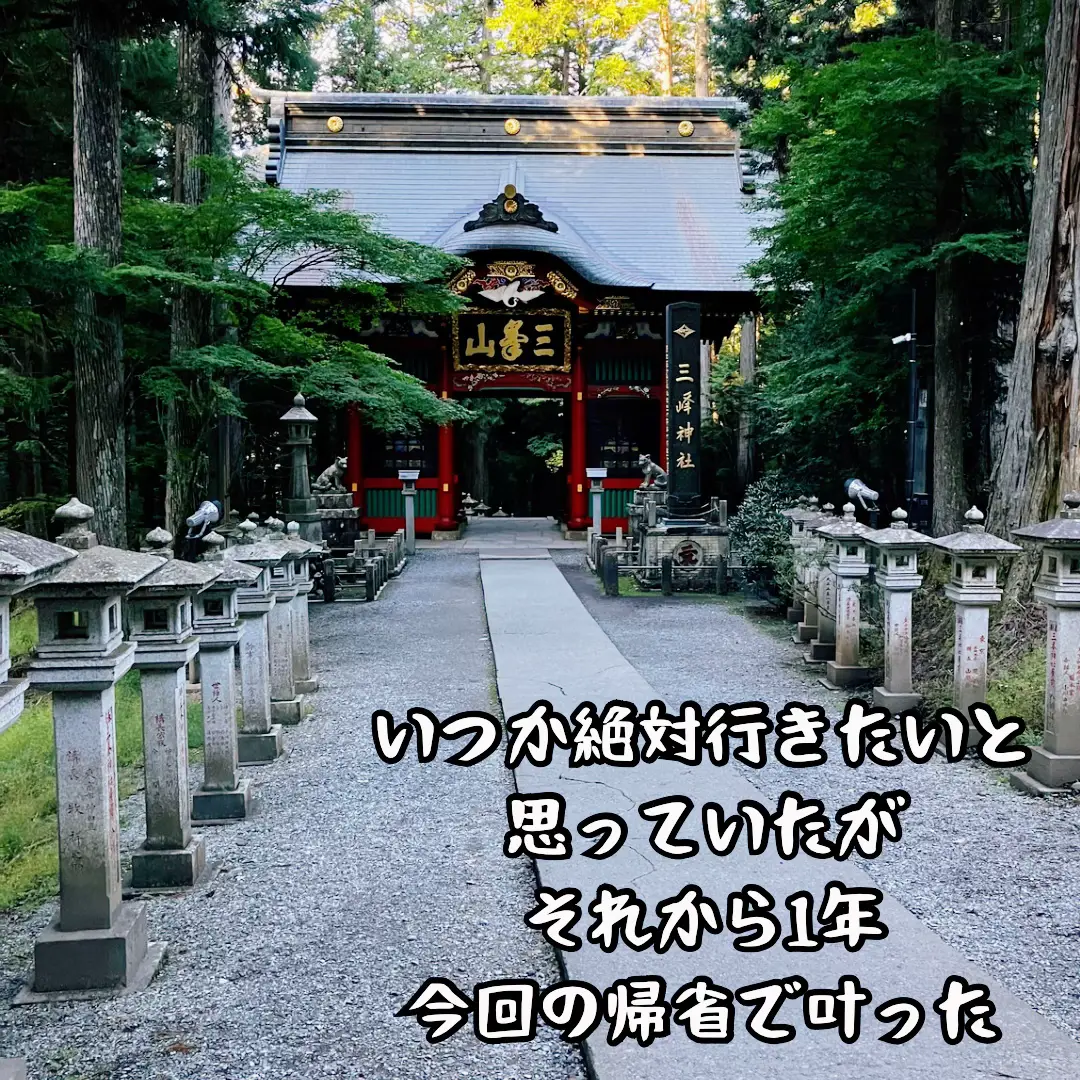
{"left": 666, "top": 302, "right": 702, "bottom": 517}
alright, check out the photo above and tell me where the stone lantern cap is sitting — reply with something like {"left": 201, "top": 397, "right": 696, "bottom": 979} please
{"left": 131, "top": 557, "right": 222, "bottom": 598}
{"left": 229, "top": 539, "right": 288, "bottom": 567}
{"left": 931, "top": 506, "right": 1021, "bottom": 556}
{"left": 780, "top": 496, "right": 820, "bottom": 523}
{"left": 813, "top": 503, "right": 872, "bottom": 542}
{"left": 31, "top": 543, "right": 165, "bottom": 597}
{"left": 864, "top": 507, "right": 933, "bottom": 549}
{"left": 0, "top": 528, "right": 77, "bottom": 591}
{"left": 280, "top": 392, "right": 317, "bottom": 424}
{"left": 1011, "top": 493, "right": 1080, "bottom": 545}
{"left": 205, "top": 557, "right": 262, "bottom": 589}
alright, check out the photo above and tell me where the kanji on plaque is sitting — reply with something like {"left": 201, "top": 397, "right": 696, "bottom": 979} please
{"left": 453, "top": 311, "right": 571, "bottom": 372}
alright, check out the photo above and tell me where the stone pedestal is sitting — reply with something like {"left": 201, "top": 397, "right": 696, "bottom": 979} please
{"left": 132, "top": 662, "right": 205, "bottom": 887}
{"left": 191, "top": 638, "right": 251, "bottom": 822}
{"left": 796, "top": 563, "right": 821, "bottom": 643}
{"left": 947, "top": 594, "right": 992, "bottom": 711}
{"left": 290, "top": 579, "right": 318, "bottom": 695}
{"left": 806, "top": 566, "right": 836, "bottom": 663}
{"left": 875, "top": 585, "right": 920, "bottom": 711}
{"left": 237, "top": 607, "right": 283, "bottom": 763}
{"left": 400, "top": 470, "right": 419, "bottom": 555}
{"left": 268, "top": 585, "right": 303, "bottom": 724}
{"left": 825, "top": 568, "right": 870, "bottom": 688}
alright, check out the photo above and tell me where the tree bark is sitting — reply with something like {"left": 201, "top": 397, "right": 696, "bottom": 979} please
{"left": 989, "top": 0, "right": 1080, "bottom": 534}
{"left": 658, "top": 2, "right": 674, "bottom": 96}
{"left": 931, "top": 0, "right": 967, "bottom": 535}
{"left": 72, "top": 0, "right": 126, "bottom": 547}
{"left": 736, "top": 314, "right": 757, "bottom": 492}
{"left": 165, "top": 26, "right": 231, "bottom": 535}
{"left": 694, "top": 0, "right": 710, "bottom": 97}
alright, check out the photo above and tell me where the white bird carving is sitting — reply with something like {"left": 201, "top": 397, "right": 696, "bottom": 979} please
{"left": 479, "top": 279, "right": 546, "bottom": 307}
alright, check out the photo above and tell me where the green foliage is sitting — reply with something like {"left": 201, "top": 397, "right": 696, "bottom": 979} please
{"left": 739, "top": 31, "right": 1037, "bottom": 495}
{"left": 728, "top": 472, "right": 800, "bottom": 588}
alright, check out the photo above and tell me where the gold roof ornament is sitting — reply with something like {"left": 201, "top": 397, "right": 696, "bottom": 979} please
{"left": 504, "top": 117, "right": 521, "bottom": 135}
{"left": 678, "top": 119, "right": 695, "bottom": 137}
{"left": 326, "top": 115, "right": 344, "bottom": 133}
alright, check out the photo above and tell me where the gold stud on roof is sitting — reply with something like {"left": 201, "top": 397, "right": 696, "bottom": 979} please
{"left": 504, "top": 117, "right": 521, "bottom": 135}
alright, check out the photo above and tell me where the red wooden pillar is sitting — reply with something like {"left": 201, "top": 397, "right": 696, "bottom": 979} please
{"left": 567, "top": 345, "right": 589, "bottom": 530}
{"left": 346, "top": 403, "right": 363, "bottom": 512}
{"left": 435, "top": 348, "right": 457, "bottom": 531}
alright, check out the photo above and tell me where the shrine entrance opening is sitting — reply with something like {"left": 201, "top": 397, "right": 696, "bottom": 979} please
{"left": 457, "top": 395, "right": 567, "bottom": 519}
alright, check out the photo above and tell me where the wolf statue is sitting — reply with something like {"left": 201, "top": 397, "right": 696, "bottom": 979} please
{"left": 312, "top": 455, "right": 348, "bottom": 494}
{"left": 638, "top": 453, "right": 668, "bottom": 489}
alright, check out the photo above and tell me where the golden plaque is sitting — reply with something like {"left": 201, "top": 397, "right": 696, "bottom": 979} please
{"left": 327, "top": 115, "right": 344, "bottom": 133}
{"left": 504, "top": 117, "right": 521, "bottom": 135}
{"left": 678, "top": 120, "right": 694, "bottom": 137}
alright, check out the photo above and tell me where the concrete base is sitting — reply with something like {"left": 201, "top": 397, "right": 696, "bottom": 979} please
{"left": 430, "top": 527, "right": 460, "bottom": 540}
{"left": 271, "top": 696, "right": 304, "bottom": 725}
{"left": 191, "top": 778, "right": 253, "bottom": 823}
{"left": 785, "top": 605, "right": 803, "bottom": 622}
{"left": 1022, "top": 745, "right": 1080, "bottom": 789}
{"left": 823, "top": 661, "right": 870, "bottom": 688}
{"left": 1008, "top": 768, "right": 1075, "bottom": 797}
{"left": 129, "top": 837, "right": 206, "bottom": 890}
{"left": 0, "top": 1060, "right": 26, "bottom": 1080}
{"left": 873, "top": 686, "right": 922, "bottom": 712}
{"left": 295, "top": 676, "right": 319, "bottom": 695}
{"left": 796, "top": 622, "right": 816, "bottom": 642}
{"left": 804, "top": 639, "right": 835, "bottom": 663}
{"left": 238, "top": 726, "right": 285, "bottom": 765}
{"left": 29, "top": 901, "right": 154, "bottom": 994}
{"left": 561, "top": 527, "right": 588, "bottom": 541}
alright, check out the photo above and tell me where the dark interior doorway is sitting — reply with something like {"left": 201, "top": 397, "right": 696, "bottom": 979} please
{"left": 458, "top": 395, "right": 567, "bottom": 518}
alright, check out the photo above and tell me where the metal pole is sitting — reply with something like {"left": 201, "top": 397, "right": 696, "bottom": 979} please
{"left": 906, "top": 288, "right": 918, "bottom": 514}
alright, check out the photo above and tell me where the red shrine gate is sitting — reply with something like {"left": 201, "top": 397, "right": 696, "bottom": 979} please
{"left": 261, "top": 92, "right": 761, "bottom": 534}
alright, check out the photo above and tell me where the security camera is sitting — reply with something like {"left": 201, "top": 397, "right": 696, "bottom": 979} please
{"left": 892, "top": 333, "right": 913, "bottom": 345}
{"left": 844, "top": 478, "right": 879, "bottom": 512}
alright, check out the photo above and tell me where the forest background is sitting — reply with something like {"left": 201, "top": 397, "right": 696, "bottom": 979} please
{"left": 0, "top": 0, "right": 1075, "bottom": 557}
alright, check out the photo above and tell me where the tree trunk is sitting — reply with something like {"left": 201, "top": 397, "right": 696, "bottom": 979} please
{"left": 694, "top": 0, "right": 710, "bottom": 97}
{"left": 989, "top": 0, "right": 1080, "bottom": 534}
{"left": 478, "top": 0, "right": 494, "bottom": 93}
{"left": 658, "top": 2, "right": 674, "bottom": 96}
{"left": 165, "top": 26, "right": 231, "bottom": 536}
{"left": 72, "top": 0, "right": 126, "bottom": 547}
{"left": 736, "top": 314, "right": 756, "bottom": 492}
{"left": 931, "top": 0, "right": 966, "bottom": 535}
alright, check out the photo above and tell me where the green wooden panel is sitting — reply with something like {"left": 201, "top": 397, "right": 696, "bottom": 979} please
{"left": 364, "top": 487, "right": 437, "bottom": 518}
{"left": 602, "top": 488, "right": 632, "bottom": 518}
{"left": 591, "top": 356, "right": 655, "bottom": 384}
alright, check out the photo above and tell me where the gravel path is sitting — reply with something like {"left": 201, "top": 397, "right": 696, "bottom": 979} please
{"left": 554, "top": 552, "right": 1080, "bottom": 1044}
{"left": 0, "top": 551, "right": 583, "bottom": 1080}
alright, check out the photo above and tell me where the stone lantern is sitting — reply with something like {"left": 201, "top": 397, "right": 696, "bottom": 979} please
{"left": 127, "top": 528, "right": 221, "bottom": 888}
{"left": 1011, "top": 493, "right": 1080, "bottom": 789}
{"left": 254, "top": 520, "right": 304, "bottom": 724}
{"left": 280, "top": 391, "right": 323, "bottom": 545}
{"left": 229, "top": 518, "right": 286, "bottom": 764}
{"left": 399, "top": 468, "right": 420, "bottom": 555}
{"left": 781, "top": 496, "right": 819, "bottom": 625}
{"left": 806, "top": 503, "right": 844, "bottom": 663}
{"left": 930, "top": 506, "right": 1020, "bottom": 714}
{"left": 275, "top": 519, "right": 320, "bottom": 695}
{"left": 0, "top": 528, "right": 76, "bottom": 734}
{"left": 23, "top": 498, "right": 166, "bottom": 995}
{"left": 587, "top": 467, "right": 608, "bottom": 536}
{"left": 192, "top": 532, "right": 261, "bottom": 821}
{"left": 814, "top": 503, "right": 873, "bottom": 687}
{"left": 865, "top": 508, "right": 931, "bottom": 711}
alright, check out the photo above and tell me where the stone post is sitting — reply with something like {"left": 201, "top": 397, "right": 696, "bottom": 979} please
{"left": 229, "top": 518, "right": 286, "bottom": 764}
{"left": 399, "top": 469, "right": 419, "bottom": 554}
{"left": 796, "top": 502, "right": 830, "bottom": 643}
{"left": 1011, "top": 494, "right": 1080, "bottom": 790}
{"left": 587, "top": 467, "right": 607, "bottom": 536}
{"left": 0, "top": 527, "right": 75, "bottom": 735}
{"left": 866, "top": 508, "right": 930, "bottom": 712}
{"left": 191, "top": 532, "right": 260, "bottom": 821}
{"left": 817, "top": 503, "right": 872, "bottom": 688}
{"left": 280, "top": 392, "right": 323, "bottom": 545}
{"left": 805, "top": 505, "right": 841, "bottom": 664}
{"left": 283, "top": 521, "right": 318, "bottom": 695}
{"left": 931, "top": 507, "right": 1020, "bottom": 715}
{"left": 23, "top": 499, "right": 166, "bottom": 994}
{"left": 257, "top": 522, "right": 304, "bottom": 724}
{"left": 128, "top": 528, "right": 222, "bottom": 887}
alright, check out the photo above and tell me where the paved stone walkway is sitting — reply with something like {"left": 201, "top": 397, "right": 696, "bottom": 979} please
{"left": 481, "top": 552, "right": 1080, "bottom": 1079}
